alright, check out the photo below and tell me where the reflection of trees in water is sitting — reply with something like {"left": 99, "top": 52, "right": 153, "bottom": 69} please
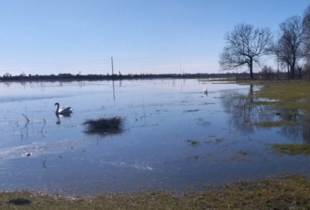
{"left": 302, "top": 119, "right": 310, "bottom": 143}
{"left": 3, "top": 82, "right": 11, "bottom": 87}
{"left": 220, "top": 85, "right": 310, "bottom": 143}
{"left": 279, "top": 109, "right": 310, "bottom": 143}
{"left": 277, "top": 108, "right": 302, "bottom": 142}
{"left": 221, "top": 85, "right": 273, "bottom": 134}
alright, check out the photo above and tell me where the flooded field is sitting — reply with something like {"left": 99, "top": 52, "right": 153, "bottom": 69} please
{"left": 0, "top": 79, "right": 309, "bottom": 195}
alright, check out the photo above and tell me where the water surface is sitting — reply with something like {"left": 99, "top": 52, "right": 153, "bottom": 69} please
{"left": 0, "top": 79, "right": 309, "bottom": 195}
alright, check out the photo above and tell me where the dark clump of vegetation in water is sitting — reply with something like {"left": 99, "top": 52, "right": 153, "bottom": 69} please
{"left": 2, "top": 175, "right": 310, "bottom": 209}
{"left": 83, "top": 117, "right": 124, "bottom": 136}
{"left": 272, "top": 143, "right": 310, "bottom": 156}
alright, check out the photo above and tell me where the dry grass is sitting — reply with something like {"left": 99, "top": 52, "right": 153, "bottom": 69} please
{"left": 2, "top": 175, "right": 310, "bottom": 209}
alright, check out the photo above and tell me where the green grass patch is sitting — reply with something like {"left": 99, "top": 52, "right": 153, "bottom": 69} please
{"left": 255, "top": 82, "right": 310, "bottom": 110}
{"left": 251, "top": 121, "right": 300, "bottom": 127}
{"left": 272, "top": 143, "right": 310, "bottom": 156}
{"left": 257, "top": 82, "right": 310, "bottom": 100}
{"left": 2, "top": 175, "right": 310, "bottom": 209}
{"left": 252, "top": 101, "right": 278, "bottom": 106}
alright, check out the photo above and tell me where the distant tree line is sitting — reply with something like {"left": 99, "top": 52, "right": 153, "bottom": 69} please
{"left": 0, "top": 72, "right": 242, "bottom": 82}
{"left": 219, "top": 4, "right": 310, "bottom": 80}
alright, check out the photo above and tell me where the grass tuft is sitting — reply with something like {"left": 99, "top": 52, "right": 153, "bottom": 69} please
{"left": 83, "top": 117, "right": 124, "bottom": 136}
{"left": 251, "top": 121, "right": 300, "bottom": 127}
{"left": 272, "top": 143, "right": 310, "bottom": 156}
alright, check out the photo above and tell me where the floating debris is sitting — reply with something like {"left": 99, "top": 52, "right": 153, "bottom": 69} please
{"left": 187, "top": 139, "right": 200, "bottom": 147}
{"left": 184, "top": 109, "right": 199, "bottom": 113}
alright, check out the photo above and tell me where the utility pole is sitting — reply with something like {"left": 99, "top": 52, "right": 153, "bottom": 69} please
{"left": 111, "top": 56, "right": 116, "bottom": 101}
{"left": 180, "top": 62, "right": 182, "bottom": 75}
{"left": 111, "top": 56, "right": 114, "bottom": 76}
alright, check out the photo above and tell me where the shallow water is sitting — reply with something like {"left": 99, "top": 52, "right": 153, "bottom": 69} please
{"left": 0, "top": 79, "right": 309, "bottom": 195}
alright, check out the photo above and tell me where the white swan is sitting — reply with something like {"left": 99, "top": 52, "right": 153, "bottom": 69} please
{"left": 55, "top": 102, "right": 73, "bottom": 115}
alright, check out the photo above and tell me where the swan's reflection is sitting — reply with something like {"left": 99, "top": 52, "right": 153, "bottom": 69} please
{"left": 55, "top": 113, "right": 71, "bottom": 125}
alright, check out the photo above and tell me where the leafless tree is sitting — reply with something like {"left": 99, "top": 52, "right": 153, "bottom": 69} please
{"left": 303, "top": 5, "right": 310, "bottom": 67}
{"left": 270, "top": 37, "right": 293, "bottom": 78}
{"left": 276, "top": 16, "right": 304, "bottom": 79}
{"left": 219, "top": 23, "right": 273, "bottom": 79}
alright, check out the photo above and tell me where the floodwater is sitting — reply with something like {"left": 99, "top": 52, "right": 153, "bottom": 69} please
{"left": 0, "top": 79, "right": 309, "bottom": 195}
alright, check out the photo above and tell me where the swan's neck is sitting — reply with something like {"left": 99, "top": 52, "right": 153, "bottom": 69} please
{"left": 56, "top": 104, "right": 60, "bottom": 114}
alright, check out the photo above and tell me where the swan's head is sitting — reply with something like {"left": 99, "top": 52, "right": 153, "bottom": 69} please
{"left": 55, "top": 102, "right": 59, "bottom": 106}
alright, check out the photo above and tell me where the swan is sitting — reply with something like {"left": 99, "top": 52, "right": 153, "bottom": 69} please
{"left": 55, "top": 102, "right": 73, "bottom": 115}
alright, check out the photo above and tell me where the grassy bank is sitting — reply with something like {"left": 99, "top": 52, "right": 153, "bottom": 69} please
{"left": 1, "top": 175, "right": 310, "bottom": 209}
{"left": 254, "top": 81, "right": 310, "bottom": 110}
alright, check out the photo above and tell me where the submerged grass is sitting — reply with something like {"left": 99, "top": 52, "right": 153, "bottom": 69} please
{"left": 251, "top": 121, "right": 300, "bottom": 127}
{"left": 237, "top": 81, "right": 310, "bottom": 128}
{"left": 2, "top": 175, "right": 310, "bottom": 209}
{"left": 272, "top": 143, "right": 310, "bottom": 156}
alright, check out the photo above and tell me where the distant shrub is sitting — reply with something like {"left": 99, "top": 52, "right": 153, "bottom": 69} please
{"left": 260, "top": 65, "right": 276, "bottom": 80}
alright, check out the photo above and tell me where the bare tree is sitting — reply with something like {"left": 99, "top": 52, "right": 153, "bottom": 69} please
{"left": 270, "top": 37, "right": 293, "bottom": 79}
{"left": 303, "top": 5, "right": 310, "bottom": 66}
{"left": 277, "top": 16, "right": 303, "bottom": 79}
{"left": 219, "top": 23, "right": 273, "bottom": 79}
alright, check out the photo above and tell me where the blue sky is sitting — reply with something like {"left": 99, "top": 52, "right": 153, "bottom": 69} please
{"left": 0, "top": 0, "right": 309, "bottom": 76}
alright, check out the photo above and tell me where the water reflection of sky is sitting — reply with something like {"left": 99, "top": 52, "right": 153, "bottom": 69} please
{"left": 0, "top": 79, "right": 309, "bottom": 195}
